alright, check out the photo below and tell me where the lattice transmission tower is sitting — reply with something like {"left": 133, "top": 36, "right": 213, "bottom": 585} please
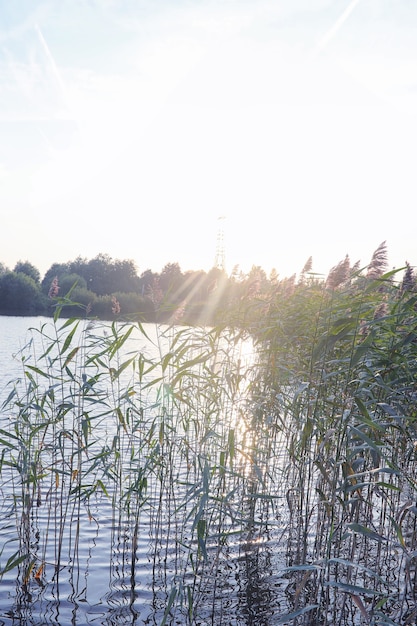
{"left": 214, "top": 216, "right": 226, "bottom": 271}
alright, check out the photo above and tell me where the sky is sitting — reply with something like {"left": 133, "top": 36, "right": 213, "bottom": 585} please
{"left": 1, "top": 0, "right": 417, "bottom": 281}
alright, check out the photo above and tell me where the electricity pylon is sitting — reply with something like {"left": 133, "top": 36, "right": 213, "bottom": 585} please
{"left": 214, "top": 216, "right": 226, "bottom": 271}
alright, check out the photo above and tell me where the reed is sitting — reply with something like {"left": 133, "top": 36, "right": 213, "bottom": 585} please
{"left": 0, "top": 265, "right": 416, "bottom": 625}
{"left": 0, "top": 298, "right": 257, "bottom": 623}
{"left": 245, "top": 267, "right": 417, "bottom": 625}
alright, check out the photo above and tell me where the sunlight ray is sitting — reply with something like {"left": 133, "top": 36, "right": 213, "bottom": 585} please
{"left": 314, "top": 0, "right": 362, "bottom": 54}
{"left": 34, "top": 22, "right": 71, "bottom": 118}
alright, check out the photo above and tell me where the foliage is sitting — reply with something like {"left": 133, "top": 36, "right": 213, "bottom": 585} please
{"left": 41, "top": 262, "right": 71, "bottom": 294}
{"left": 242, "top": 265, "right": 417, "bottom": 624}
{"left": 68, "top": 253, "right": 140, "bottom": 295}
{"left": 0, "top": 305, "right": 251, "bottom": 622}
{"left": 56, "top": 272, "right": 87, "bottom": 295}
{"left": 92, "top": 291, "right": 153, "bottom": 320}
{"left": 1, "top": 244, "right": 417, "bottom": 623}
{"left": 0, "top": 271, "right": 47, "bottom": 315}
{"left": 0, "top": 242, "right": 413, "bottom": 328}
{"left": 0, "top": 262, "right": 9, "bottom": 276}
{"left": 13, "top": 260, "right": 41, "bottom": 284}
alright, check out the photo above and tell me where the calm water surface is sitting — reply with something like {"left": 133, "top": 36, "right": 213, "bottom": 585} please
{"left": 0, "top": 316, "right": 289, "bottom": 626}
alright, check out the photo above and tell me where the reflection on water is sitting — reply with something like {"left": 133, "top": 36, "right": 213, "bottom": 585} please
{"left": 0, "top": 316, "right": 292, "bottom": 626}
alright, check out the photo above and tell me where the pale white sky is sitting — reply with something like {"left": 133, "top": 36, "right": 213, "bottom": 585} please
{"left": 1, "top": 0, "right": 417, "bottom": 280}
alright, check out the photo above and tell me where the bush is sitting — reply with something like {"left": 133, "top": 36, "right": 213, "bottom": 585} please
{"left": 92, "top": 292, "right": 154, "bottom": 320}
{"left": 0, "top": 271, "right": 47, "bottom": 315}
{"left": 50, "top": 286, "right": 97, "bottom": 318}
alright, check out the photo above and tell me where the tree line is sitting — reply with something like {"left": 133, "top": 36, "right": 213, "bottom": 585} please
{"left": 0, "top": 253, "right": 258, "bottom": 323}
{"left": 0, "top": 244, "right": 414, "bottom": 325}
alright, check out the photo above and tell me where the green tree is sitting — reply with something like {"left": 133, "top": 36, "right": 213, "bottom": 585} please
{"left": 112, "top": 259, "right": 140, "bottom": 294}
{"left": 85, "top": 254, "right": 113, "bottom": 295}
{"left": 14, "top": 260, "right": 41, "bottom": 284}
{"left": 58, "top": 273, "right": 88, "bottom": 296}
{"left": 0, "top": 271, "right": 46, "bottom": 315}
{"left": 41, "top": 263, "right": 71, "bottom": 295}
{"left": 75, "top": 254, "right": 140, "bottom": 296}
{"left": 138, "top": 269, "right": 159, "bottom": 296}
{"left": 159, "top": 263, "right": 183, "bottom": 301}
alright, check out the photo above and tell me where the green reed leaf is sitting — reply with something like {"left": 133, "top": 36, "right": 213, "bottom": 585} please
{"left": 25, "top": 365, "right": 49, "bottom": 379}
{"left": 160, "top": 586, "right": 178, "bottom": 626}
{"left": 96, "top": 479, "right": 109, "bottom": 497}
{"left": 328, "top": 558, "right": 387, "bottom": 584}
{"left": 300, "top": 417, "right": 313, "bottom": 450}
{"left": 276, "top": 605, "right": 319, "bottom": 624}
{"left": 347, "top": 523, "right": 387, "bottom": 543}
{"left": 325, "top": 580, "right": 383, "bottom": 596}
{"left": 377, "top": 481, "right": 401, "bottom": 492}
{"left": 110, "top": 356, "right": 136, "bottom": 381}
{"left": 350, "top": 426, "right": 383, "bottom": 453}
{"left": 63, "top": 346, "right": 80, "bottom": 368}
{"left": 0, "top": 551, "right": 28, "bottom": 576}
{"left": 108, "top": 325, "right": 134, "bottom": 359}
{"left": 197, "top": 518, "right": 208, "bottom": 561}
{"left": 354, "top": 397, "right": 385, "bottom": 431}
{"left": 62, "top": 321, "right": 80, "bottom": 353}
{"left": 1, "top": 388, "right": 17, "bottom": 409}
{"left": 350, "top": 332, "right": 373, "bottom": 366}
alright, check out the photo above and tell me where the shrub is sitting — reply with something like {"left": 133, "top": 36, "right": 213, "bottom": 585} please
{"left": 0, "top": 271, "right": 46, "bottom": 315}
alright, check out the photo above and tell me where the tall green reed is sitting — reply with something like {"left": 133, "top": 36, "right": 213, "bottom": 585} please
{"left": 246, "top": 268, "right": 417, "bottom": 624}
{"left": 0, "top": 297, "right": 257, "bottom": 623}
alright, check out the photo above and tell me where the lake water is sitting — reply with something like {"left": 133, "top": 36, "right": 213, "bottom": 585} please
{"left": 0, "top": 316, "right": 291, "bottom": 626}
